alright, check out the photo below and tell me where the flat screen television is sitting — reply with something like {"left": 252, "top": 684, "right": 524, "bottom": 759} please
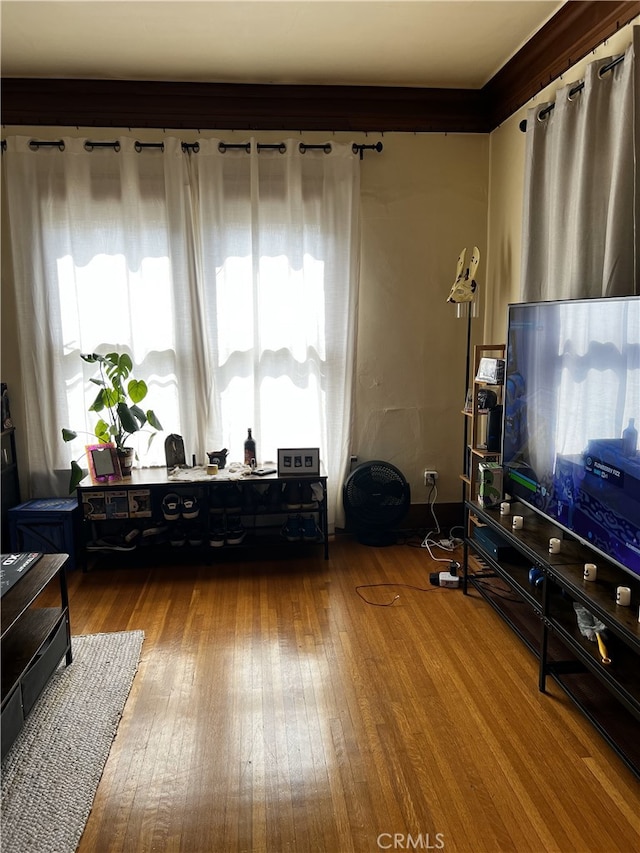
{"left": 502, "top": 295, "right": 640, "bottom": 580}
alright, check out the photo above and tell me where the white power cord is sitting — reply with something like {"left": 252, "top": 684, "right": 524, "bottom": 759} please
{"left": 420, "top": 483, "right": 463, "bottom": 563}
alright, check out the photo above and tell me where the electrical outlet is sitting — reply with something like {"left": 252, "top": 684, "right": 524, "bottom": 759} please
{"left": 424, "top": 469, "right": 438, "bottom": 486}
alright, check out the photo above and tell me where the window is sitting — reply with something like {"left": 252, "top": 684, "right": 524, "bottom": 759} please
{"left": 3, "top": 136, "right": 360, "bottom": 524}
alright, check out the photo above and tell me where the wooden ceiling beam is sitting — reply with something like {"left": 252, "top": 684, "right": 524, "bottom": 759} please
{"left": 1, "top": 1, "right": 638, "bottom": 133}
{"left": 0, "top": 79, "right": 489, "bottom": 133}
{"left": 484, "top": 1, "right": 640, "bottom": 128}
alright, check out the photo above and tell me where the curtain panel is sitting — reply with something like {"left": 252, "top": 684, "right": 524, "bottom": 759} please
{"left": 2, "top": 136, "right": 360, "bottom": 528}
{"left": 521, "top": 26, "right": 639, "bottom": 301}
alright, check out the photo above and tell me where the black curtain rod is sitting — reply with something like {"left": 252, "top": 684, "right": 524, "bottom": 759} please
{"left": 519, "top": 53, "right": 625, "bottom": 132}
{"left": 1, "top": 139, "right": 383, "bottom": 158}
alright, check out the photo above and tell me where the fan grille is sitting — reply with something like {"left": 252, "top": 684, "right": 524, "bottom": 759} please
{"left": 343, "top": 461, "right": 410, "bottom": 529}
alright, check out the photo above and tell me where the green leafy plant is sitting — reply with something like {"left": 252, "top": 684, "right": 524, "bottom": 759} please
{"left": 62, "top": 351, "right": 163, "bottom": 491}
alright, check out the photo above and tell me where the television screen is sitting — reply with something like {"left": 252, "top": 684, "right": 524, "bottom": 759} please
{"left": 503, "top": 296, "right": 640, "bottom": 580}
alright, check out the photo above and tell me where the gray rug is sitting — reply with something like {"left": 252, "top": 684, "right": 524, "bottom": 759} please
{"left": 1, "top": 630, "right": 144, "bottom": 853}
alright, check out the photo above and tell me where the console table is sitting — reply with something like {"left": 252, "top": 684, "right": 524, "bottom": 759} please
{"left": 1, "top": 552, "right": 72, "bottom": 759}
{"left": 464, "top": 500, "right": 640, "bottom": 778}
{"left": 76, "top": 466, "right": 329, "bottom": 568}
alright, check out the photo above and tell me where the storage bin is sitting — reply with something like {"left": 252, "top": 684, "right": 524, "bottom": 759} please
{"left": 1, "top": 684, "right": 24, "bottom": 760}
{"left": 21, "top": 616, "right": 70, "bottom": 716}
{"left": 8, "top": 497, "right": 79, "bottom": 570}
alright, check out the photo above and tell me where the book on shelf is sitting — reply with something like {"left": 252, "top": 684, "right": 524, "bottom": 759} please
{"left": 1, "top": 552, "right": 42, "bottom": 595}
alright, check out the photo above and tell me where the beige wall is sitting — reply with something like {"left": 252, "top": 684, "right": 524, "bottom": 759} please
{"left": 354, "top": 132, "right": 489, "bottom": 503}
{"left": 2, "top": 16, "right": 636, "bottom": 505}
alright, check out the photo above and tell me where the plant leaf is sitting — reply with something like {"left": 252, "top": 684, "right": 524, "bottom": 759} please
{"left": 69, "top": 460, "right": 87, "bottom": 492}
{"left": 147, "top": 410, "right": 163, "bottom": 431}
{"left": 130, "top": 404, "right": 147, "bottom": 427}
{"left": 89, "top": 388, "right": 105, "bottom": 412}
{"left": 62, "top": 428, "right": 77, "bottom": 442}
{"left": 102, "top": 387, "right": 120, "bottom": 408}
{"left": 117, "top": 402, "right": 140, "bottom": 434}
{"left": 128, "top": 379, "right": 147, "bottom": 404}
{"left": 106, "top": 352, "right": 132, "bottom": 380}
{"left": 95, "top": 419, "right": 111, "bottom": 442}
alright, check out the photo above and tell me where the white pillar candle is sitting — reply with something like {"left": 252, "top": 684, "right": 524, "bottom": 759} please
{"left": 548, "top": 537, "right": 561, "bottom": 554}
{"left": 616, "top": 586, "right": 631, "bottom": 607}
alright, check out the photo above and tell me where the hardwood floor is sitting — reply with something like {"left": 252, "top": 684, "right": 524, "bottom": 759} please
{"left": 57, "top": 535, "right": 638, "bottom": 852}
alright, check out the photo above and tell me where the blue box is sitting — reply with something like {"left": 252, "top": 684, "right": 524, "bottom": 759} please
{"left": 8, "top": 498, "right": 80, "bottom": 571}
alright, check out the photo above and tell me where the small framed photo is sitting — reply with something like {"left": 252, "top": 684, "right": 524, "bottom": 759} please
{"left": 277, "top": 447, "right": 320, "bottom": 477}
{"left": 86, "top": 443, "right": 122, "bottom": 484}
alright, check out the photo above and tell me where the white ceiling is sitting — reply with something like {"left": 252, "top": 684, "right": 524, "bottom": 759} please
{"left": 1, "top": 0, "right": 565, "bottom": 89}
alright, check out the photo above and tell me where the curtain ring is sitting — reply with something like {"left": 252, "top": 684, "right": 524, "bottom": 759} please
{"left": 567, "top": 82, "right": 583, "bottom": 102}
{"left": 599, "top": 54, "right": 624, "bottom": 78}
{"left": 537, "top": 106, "right": 551, "bottom": 123}
{"left": 28, "top": 140, "right": 66, "bottom": 151}
{"left": 323, "top": 143, "right": 332, "bottom": 154}
{"left": 218, "top": 142, "right": 227, "bottom": 153}
{"left": 278, "top": 142, "right": 286, "bottom": 154}
{"left": 84, "top": 141, "right": 121, "bottom": 152}
{"left": 133, "top": 141, "right": 164, "bottom": 152}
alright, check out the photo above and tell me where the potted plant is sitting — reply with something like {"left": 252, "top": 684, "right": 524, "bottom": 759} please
{"left": 62, "top": 351, "right": 163, "bottom": 491}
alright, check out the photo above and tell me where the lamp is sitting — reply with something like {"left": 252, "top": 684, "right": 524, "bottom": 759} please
{"left": 447, "top": 246, "right": 480, "bottom": 515}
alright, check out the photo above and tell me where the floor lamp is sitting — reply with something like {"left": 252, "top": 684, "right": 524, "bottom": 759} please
{"left": 446, "top": 247, "right": 480, "bottom": 523}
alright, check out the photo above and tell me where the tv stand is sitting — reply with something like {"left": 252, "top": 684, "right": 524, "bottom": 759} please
{"left": 1, "top": 553, "right": 71, "bottom": 758}
{"left": 464, "top": 500, "right": 640, "bottom": 778}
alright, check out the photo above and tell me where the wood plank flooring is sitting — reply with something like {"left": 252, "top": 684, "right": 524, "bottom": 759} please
{"left": 54, "top": 536, "right": 638, "bottom": 852}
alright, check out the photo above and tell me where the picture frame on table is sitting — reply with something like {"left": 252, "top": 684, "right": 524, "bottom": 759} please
{"left": 277, "top": 447, "right": 320, "bottom": 477}
{"left": 85, "top": 443, "right": 122, "bottom": 484}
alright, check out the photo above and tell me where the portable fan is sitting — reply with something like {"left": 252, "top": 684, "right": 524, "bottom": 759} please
{"left": 343, "top": 460, "right": 411, "bottom": 546}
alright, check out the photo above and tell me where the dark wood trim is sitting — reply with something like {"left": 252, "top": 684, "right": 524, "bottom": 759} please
{"left": 1, "top": 1, "right": 638, "bottom": 133}
{"left": 484, "top": 1, "right": 640, "bottom": 129}
{"left": 0, "top": 79, "right": 489, "bottom": 133}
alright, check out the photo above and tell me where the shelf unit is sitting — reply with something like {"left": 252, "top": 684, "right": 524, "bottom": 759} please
{"left": 1, "top": 553, "right": 72, "bottom": 759}
{"left": 76, "top": 467, "right": 329, "bottom": 569}
{"left": 464, "top": 499, "right": 640, "bottom": 778}
{"left": 1, "top": 428, "right": 21, "bottom": 548}
{"left": 460, "top": 344, "right": 504, "bottom": 536}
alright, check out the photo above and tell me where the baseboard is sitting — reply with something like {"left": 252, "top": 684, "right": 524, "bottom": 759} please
{"left": 338, "top": 502, "right": 464, "bottom": 538}
{"left": 402, "top": 501, "right": 463, "bottom": 534}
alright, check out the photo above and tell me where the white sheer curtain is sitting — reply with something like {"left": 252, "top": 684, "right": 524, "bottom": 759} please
{"left": 521, "top": 27, "right": 639, "bottom": 301}
{"left": 2, "top": 135, "right": 360, "bottom": 528}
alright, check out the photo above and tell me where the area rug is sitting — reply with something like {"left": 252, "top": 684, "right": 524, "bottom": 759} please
{"left": 1, "top": 630, "right": 144, "bottom": 853}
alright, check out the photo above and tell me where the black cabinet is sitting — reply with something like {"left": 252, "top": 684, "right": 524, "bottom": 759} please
{"left": 464, "top": 500, "right": 640, "bottom": 778}
{"left": 1, "top": 428, "right": 21, "bottom": 549}
{"left": 1, "top": 553, "right": 72, "bottom": 759}
{"left": 76, "top": 467, "right": 329, "bottom": 568}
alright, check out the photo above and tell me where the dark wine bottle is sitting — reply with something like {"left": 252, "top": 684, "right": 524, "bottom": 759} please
{"left": 244, "top": 428, "right": 256, "bottom": 466}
